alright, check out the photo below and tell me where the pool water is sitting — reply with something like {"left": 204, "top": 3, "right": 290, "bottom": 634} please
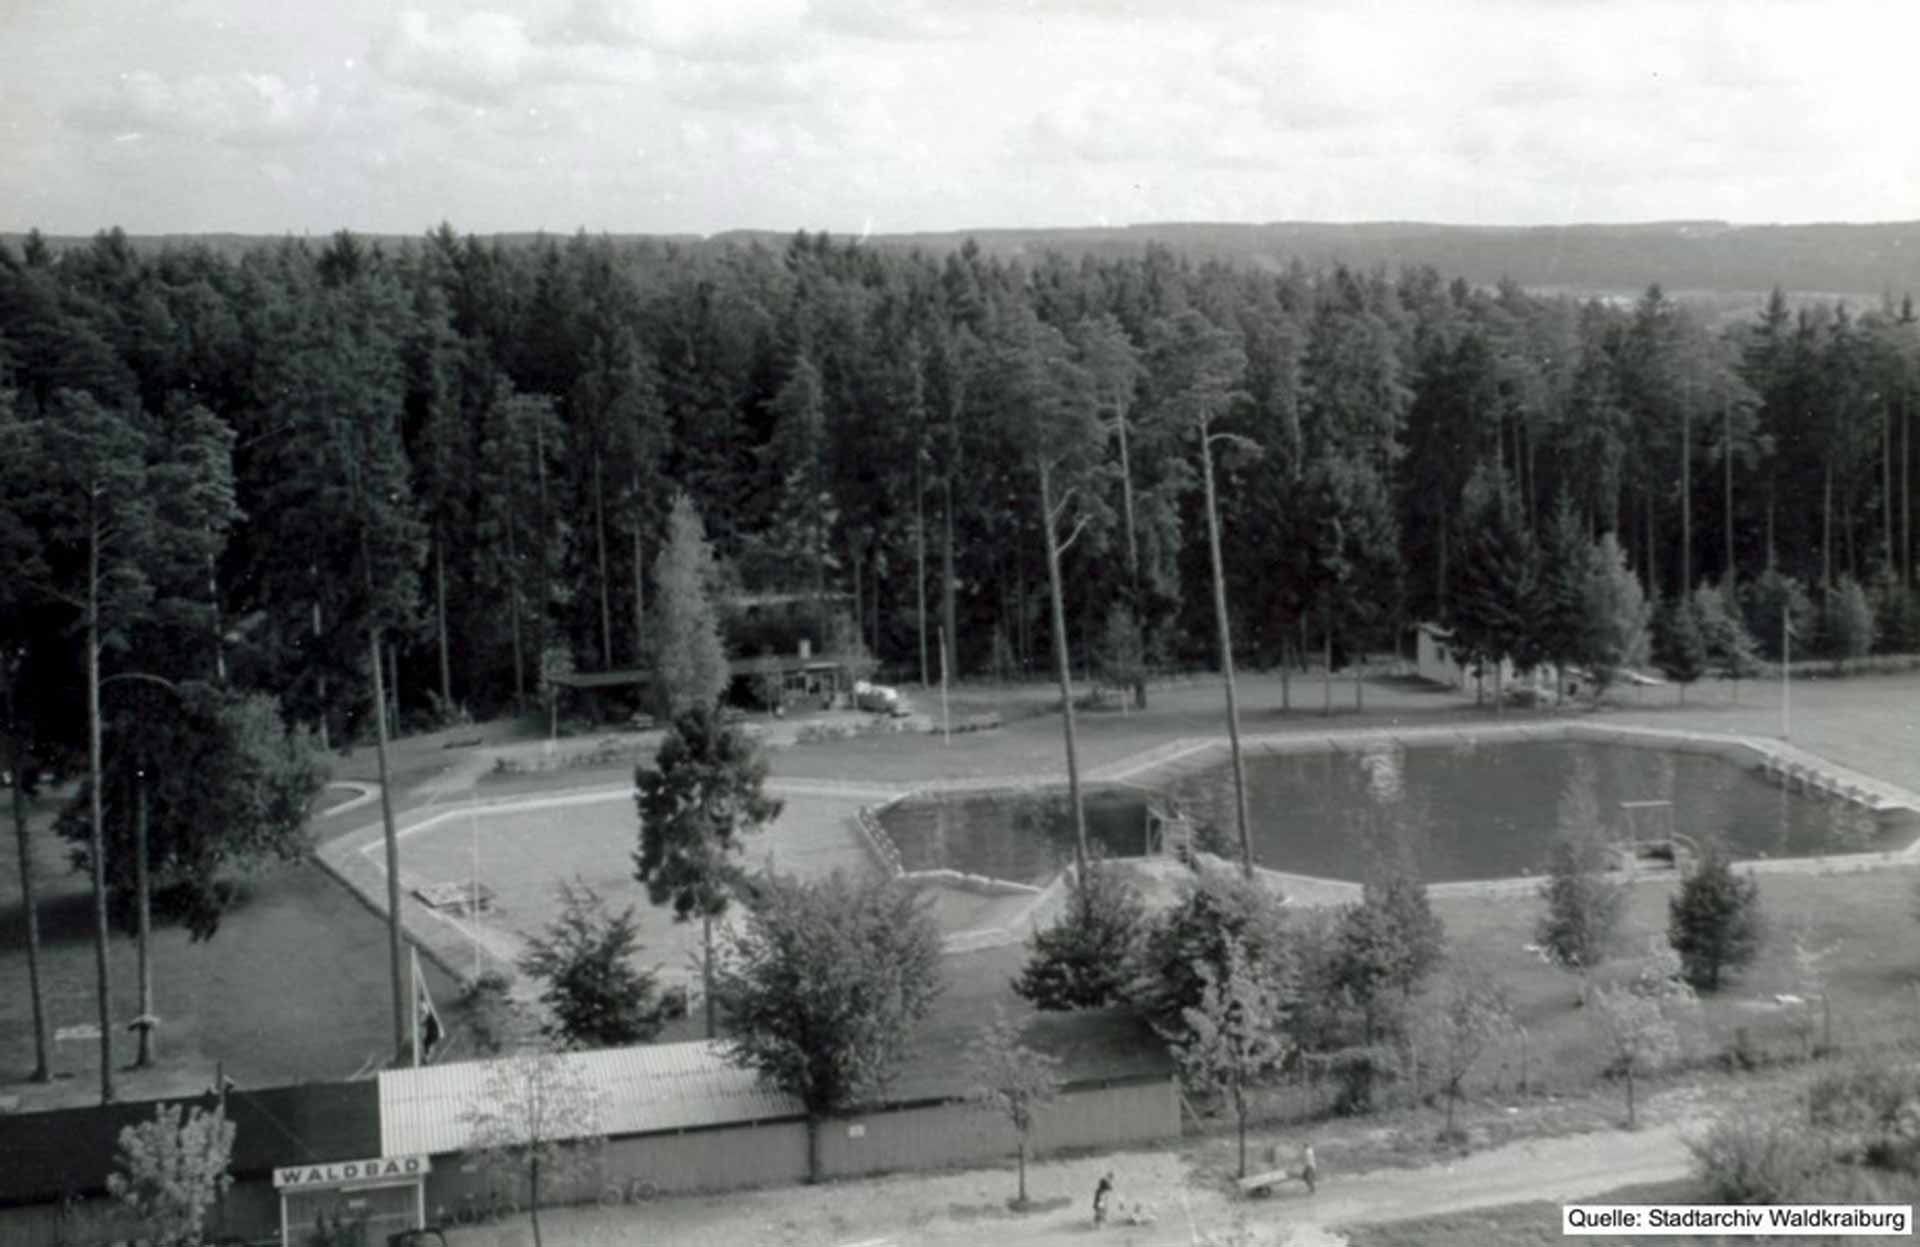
{"left": 1162, "top": 739, "right": 1893, "bottom": 883}
{"left": 876, "top": 787, "right": 1151, "bottom": 884}
{"left": 874, "top": 740, "right": 1902, "bottom": 887}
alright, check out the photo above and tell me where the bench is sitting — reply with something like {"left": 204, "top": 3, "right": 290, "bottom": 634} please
{"left": 1237, "top": 1168, "right": 1297, "bottom": 1197}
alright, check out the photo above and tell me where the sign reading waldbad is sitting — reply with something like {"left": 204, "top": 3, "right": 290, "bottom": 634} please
{"left": 274, "top": 1155, "right": 431, "bottom": 1190}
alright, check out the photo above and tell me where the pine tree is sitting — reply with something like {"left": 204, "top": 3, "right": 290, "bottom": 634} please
{"left": 1013, "top": 858, "right": 1148, "bottom": 1011}
{"left": 1652, "top": 594, "right": 1708, "bottom": 702}
{"left": 518, "top": 880, "right": 669, "bottom": 1049}
{"left": 1667, "top": 852, "right": 1763, "bottom": 991}
{"left": 1535, "top": 492, "right": 1598, "bottom": 703}
{"left": 1581, "top": 534, "right": 1650, "bottom": 701}
{"left": 1535, "top": 757, "right": 1626, "bottom": 975}
{"left": 650, "top": 493, "right": 729, "bottom": 717}
{"left": 1822, "top": 574, "right": 1876, "bottom": 667}
{"left": 1692, "top": 579, "right": 1759, "bottom": 701}
{"left": 634, "top": 704, "right": 782, "bottom": 1038}
{"left": 1448, "top": 462, "right": 1536, "bottom": 711}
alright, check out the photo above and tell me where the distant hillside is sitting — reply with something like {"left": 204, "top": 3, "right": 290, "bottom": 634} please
{"left": 8, "top": 220, "right": 1919, "bottom": 301}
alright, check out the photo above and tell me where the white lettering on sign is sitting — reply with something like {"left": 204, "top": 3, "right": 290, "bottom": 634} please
{"left": 273, "top": 1155, "right": 432, "bottom": 1190}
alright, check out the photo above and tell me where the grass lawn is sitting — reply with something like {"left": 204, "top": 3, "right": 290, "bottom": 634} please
{"left": 0, "top": 788, "right": 462, "bottom": 1109}
{"left": 11, "top": 666, "right": 1920, "bottom": 1116}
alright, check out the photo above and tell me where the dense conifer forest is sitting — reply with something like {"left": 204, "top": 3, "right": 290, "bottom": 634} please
{"left": 4, "top": 224, "right": 1918, "bottom": 750}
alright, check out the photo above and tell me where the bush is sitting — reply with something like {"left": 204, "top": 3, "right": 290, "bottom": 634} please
{"left": 1690, "top": 1109, "right": 1835, "bottom": 1204}
{"left": 456, "top": 971, "right": 525, "bottom": 1054}
{"left": 1808, "top": 1062, "right": 1920, "bottom": 1140}
{"left": 1822, "top": 575, "right": 1877, "bottom": 665}
{"left": 1873, "top": 576, "right": 1920, "bottom": 653}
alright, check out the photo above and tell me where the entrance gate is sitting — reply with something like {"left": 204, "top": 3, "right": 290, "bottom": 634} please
{"left": 274, "top": 1155, "right": 429, "bottom": 1246}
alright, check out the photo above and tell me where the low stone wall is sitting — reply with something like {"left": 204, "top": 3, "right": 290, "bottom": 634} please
{"left": 900, "top": 867, "right": 1044, "bottom": 897}
{"left": 852, "top": 799, "right": 905, "bottom": 877}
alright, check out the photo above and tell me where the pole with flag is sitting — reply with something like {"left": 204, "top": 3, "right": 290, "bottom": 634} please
{"left": 410, "top": 947, "right": 442, "bottom": 1068}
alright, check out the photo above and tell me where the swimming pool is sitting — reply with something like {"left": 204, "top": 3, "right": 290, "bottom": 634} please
{"left": 1159, "top": 738, "right": 1892, "bottom": 883}
{"left": 872, "top": 734, "right": 1907, "bottom": 887}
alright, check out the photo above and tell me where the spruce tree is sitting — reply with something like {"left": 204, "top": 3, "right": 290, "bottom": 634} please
{"left": 650, "top": 493, "right": 729, "bottom": 717}
{"left": 1535, "top": 492, "right": 1597, "bottom": 703}
{"left": 1652, "top": 594, "right": 1708, "bottom": 702}
{"left": 1667, "top": 852, "right": 1763, "bottom": 991}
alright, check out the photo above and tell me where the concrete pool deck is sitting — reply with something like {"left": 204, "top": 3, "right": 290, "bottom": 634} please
{"left": 315, "top": 775, "right": 911, "bottom": 995}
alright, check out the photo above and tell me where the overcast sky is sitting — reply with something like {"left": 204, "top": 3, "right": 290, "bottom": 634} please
{"left": 3, "top": 0, "right": 1914, "bottom": 237}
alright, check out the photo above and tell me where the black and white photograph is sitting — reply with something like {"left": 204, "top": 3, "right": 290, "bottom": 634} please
{"left": 4, "top": 2, "right": 1920, "bottom": 1244}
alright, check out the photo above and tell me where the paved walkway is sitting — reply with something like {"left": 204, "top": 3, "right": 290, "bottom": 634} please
{"left": 470, "top": 1114, "right": 1696, "bottom": 1247}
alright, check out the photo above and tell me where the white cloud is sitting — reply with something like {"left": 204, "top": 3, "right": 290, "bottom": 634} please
{"left": 67, "top": 70, "right": 323, "bottom": 145}
{"left": 549, "top": 0, "right": 810, "bottom": 60}
{"left": 371, "top": 10, "right": 549, "bottom": 102}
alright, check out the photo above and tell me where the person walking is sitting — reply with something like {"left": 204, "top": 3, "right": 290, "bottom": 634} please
{"left": 1093, "top": 1171, "right": 1114, "bottom": 1226}
{"left": 1301, "top": 1142, "right": 1318, "bottom": 1194}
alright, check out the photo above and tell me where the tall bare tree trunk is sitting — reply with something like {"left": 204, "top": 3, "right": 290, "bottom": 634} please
{"left": 1724, "top": 401, "right": 1734, "bottom": 581}
{"left": 1322, "top": 616, "right": 1333, "bottom": 718}
{"left": 595, "top": 450, "right": 612, "bottom": 671}
{"left": 1116, "top": 402, "right": 1148, "bottom": 709}
{"left": 1824, "top": 460, "right": 1834, "bottom": 589}
{"left": 506, "top": 517, "right": 526, "bottom": 706}
{"left": 1681, "top": 399, "right": 1691, "bottom": 592}
{"left": 530, "top": 1155, "right": 543, "bottom": 1247}
{"left": 916, "top": 451, "right": 928, "bottom": 687}
{"left": 1200, "top": 434, "right": 1253, "bottom": 879}
{"left": 1886, "top": 407, "right": 1896, "bottom": 579}
{"left": 1038, "top": 460, "right": 1091, "bottom": 892}
{"left": 209, "top": 552, "right": 226, "bottom": 684}
{"left": 632, "top": 524, "right": 646, "bottom": 666}
{"left": 87, "top": 535, "right": 116, "bottom": 1104}
{"left": 133, "top": 765, "right": 153, "bottom": 1068}
{"left": 702, "top": 911, "right": 716, "bottom": 1040}
{"left": 7, "top": 686, "right": 50, "bottom": 1082}
{"left": 435, "top": 536, "right": 452, "bottom": 707}
{"left": 1645, "top": 486, "right": 1658, "bottom": 600}
{"left": 312, "top": 587, "right": 329, "bottom": 750}
{"left": 370, "top": 629, "right": 407, "bottom": 1060}
{"left": 943, "top": 478, "right": 957, "bottom": 683}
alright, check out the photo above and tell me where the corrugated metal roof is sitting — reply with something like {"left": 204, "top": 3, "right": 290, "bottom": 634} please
{"left": 379, "top": 1041, "right": 801, "bottom": 1157}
